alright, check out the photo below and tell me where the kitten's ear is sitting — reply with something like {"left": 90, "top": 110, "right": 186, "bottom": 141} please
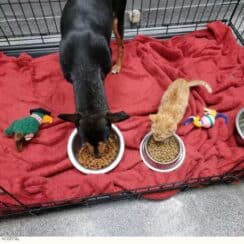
{"left": 173, "top": 124, "right": 178, "bottom": 132}
{"left": 149, "top": 114, "right": 159, "bottom": 122}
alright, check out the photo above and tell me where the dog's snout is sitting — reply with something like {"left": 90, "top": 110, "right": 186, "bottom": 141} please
{"left": 94, "top": 146, "right": 101, "bottom": 158}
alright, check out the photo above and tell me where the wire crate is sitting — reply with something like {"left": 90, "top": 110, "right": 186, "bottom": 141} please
{"left": 0, "top": 0, "right": 243, "bottom": 56}
{"left": 0, "top": 0, "right": 244, "bottom": 218}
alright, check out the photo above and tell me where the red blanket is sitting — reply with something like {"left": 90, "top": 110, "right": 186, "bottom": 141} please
{"left": 0, "top": 21, "right": 244, "bottom": 206}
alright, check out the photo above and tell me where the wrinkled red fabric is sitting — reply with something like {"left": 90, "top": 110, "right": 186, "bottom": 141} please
{"left": 0, "top": 21, "right": 244, "bottom": 208}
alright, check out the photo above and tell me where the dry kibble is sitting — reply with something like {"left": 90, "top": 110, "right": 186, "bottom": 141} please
{"left": 147, "top": 136, "right": 180, "bottom": 163}
{"left": 77, "top": 132, "right": 119, "bottom": 170}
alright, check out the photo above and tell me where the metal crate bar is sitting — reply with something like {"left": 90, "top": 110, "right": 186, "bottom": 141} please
{"left": 0, "top": 0, "right": 244, "bottom": 218}
{"left": 1, "top": 168, "right": 244, "bottom": 218}
{"left": 230, "top": 0, "right": 244, "bottom": 44}
{"left": 0, "top": 0, "right": 243, "bottom": 55}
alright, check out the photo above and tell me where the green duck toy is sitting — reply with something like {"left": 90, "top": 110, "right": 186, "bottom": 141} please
{"left": 4, "top": 108, "right": 53, "bottom": 152}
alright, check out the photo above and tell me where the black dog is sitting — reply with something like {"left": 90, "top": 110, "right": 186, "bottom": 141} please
{"left": 58, "top": 0, "right": 129, "bottom": 157}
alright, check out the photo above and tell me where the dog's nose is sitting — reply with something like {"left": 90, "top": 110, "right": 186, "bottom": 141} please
{"left": 94, "top": 146, "right": 101, "bottom": 158}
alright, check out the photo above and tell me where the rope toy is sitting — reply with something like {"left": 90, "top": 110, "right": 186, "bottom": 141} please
{"left": 183, "top": 108, "right": 228, "bottom": 128}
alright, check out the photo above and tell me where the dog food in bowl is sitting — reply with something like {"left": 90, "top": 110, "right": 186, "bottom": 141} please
{"left": 77, "top": 132, "right": 119, "bottom": 170}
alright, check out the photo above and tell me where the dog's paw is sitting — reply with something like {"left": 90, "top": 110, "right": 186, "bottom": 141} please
{"left": 111, "top": 64, "right": 121, "bottom": 74}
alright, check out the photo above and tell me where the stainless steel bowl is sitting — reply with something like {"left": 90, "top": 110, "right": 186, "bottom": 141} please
{"left": 67, "top": 124, "right": 125, "bottom": 174}
{"left": 140, "top": 132, "right": 186, "bottom": 172}
{"left": 145, "top": 133, "right": 182, "bottom": 165}
{"left": 235, "top": 108, "right": 244, "bottom": 141}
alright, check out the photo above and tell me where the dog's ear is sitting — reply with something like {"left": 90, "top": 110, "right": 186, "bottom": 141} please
{"left": 105, "top": 111, "right": 130, "bottom": 123}
{"left": 58, "top": 113, "right": 81, "bottom": 124}
{"left": 149, "top": 114, "right": 159, "bottom": 123}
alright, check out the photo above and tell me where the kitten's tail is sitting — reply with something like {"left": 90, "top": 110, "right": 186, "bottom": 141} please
{"left": 187, "top": 80, "right": 212, "bottom": 93}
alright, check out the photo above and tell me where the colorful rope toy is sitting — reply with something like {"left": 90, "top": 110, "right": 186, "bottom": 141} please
{"left": 183, "top": 108, "right": 228, "bottom": 128}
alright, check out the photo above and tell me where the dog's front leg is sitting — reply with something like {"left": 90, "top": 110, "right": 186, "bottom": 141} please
{"left": 112, "top": 18, "right": 124, "bottom": 74}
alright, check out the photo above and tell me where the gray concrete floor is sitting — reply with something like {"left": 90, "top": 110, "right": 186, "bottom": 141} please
{"left": 0, "top": 183, "right": 244, "bottom": 236}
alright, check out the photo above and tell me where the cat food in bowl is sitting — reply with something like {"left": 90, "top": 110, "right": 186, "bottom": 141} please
{"left": 140, "top": 132, "right": 185, "bottom": 172}
{"left": 146, "top": 136, "right": 181, "bottom": 164}
{"left": 67, "top": 124, "right": 125, "bottom": 174}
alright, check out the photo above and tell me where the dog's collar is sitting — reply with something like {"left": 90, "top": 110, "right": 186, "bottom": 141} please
{"left": 30, "top": 114, "right": 42, "bottom": 124}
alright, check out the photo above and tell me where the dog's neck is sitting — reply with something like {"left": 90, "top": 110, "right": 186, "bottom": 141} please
{"left": 72, "top": 68, "right": 109, "bottom": 115}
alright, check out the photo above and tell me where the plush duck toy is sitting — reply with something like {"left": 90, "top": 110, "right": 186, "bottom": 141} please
{"left": 4, "top": 108, "right": 53, "bottom": 151}
{"left": 183, "top": 108, "right": 228, "bottom": 128}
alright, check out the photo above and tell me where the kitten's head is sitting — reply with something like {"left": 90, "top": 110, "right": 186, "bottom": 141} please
{"left": 149, "top": 114, "right": 177, "bottom": 141}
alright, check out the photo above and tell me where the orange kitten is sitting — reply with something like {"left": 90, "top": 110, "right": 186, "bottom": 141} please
{"left": 150, "top": 79, "right": 212, "bottom": 141}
